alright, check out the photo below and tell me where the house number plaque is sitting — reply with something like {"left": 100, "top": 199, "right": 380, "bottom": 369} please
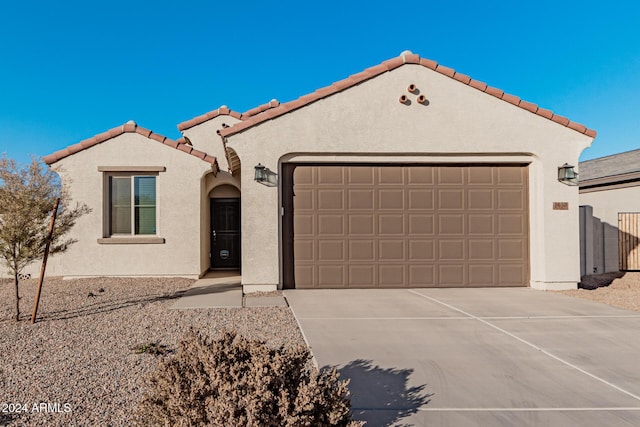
{"left": 220, "top": 250, "right": 230, "bottom": 260}
{"left": 553, "top": 202, "right": 569, "bottom": 210}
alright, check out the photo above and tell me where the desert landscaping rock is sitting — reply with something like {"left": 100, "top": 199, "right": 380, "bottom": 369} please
{"left": 0, "top": 277, "right": 306, "bottom": 426}
{"left": 4, "top": 273, "right": 640, "bottom": 426}
{"left": 556, "top": 271, "right": 640, "bottom": 312}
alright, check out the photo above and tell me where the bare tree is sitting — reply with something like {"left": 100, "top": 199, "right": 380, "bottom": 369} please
{"left": 0, "top": 156, "right": 90, "bottom": 321}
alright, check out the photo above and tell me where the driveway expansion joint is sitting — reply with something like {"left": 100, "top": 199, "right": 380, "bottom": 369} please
{"left": 407, "top": 289, "right": 640, "bottom": 403}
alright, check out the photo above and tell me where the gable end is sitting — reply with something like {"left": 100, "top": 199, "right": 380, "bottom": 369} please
{"left": 43, "top": 122, "right": 219, "bottom": 174}
{"left": 219, "top": 52, "right": 596, "bottom": 139}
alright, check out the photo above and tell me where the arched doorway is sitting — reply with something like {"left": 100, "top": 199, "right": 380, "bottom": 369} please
{"left": 210, "top": 185, "right": 241, "bottom": 270}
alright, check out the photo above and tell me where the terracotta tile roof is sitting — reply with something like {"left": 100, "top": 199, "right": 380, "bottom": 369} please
{"left": 43, "top": 121, "right": 219, "bottom": 173}
{"left": 176, "top": 100, "right": 280, "bottom": 132}
{"left": 219, "top": 52, "right": 596, "bottom": 139}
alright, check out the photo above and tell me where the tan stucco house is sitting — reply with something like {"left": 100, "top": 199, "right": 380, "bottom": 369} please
{"left": 579, "top": 149, "right": 640, "bottom": 275}
{"left": 42, "top": 51, "right": 596, "bottom": 291}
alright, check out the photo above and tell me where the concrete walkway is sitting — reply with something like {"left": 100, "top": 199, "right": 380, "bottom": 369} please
{"left": 170, "top": 271, "right": 287, "bottom": 308}
{"left": 285, "top": 288, "right": 640, "bottom": 427}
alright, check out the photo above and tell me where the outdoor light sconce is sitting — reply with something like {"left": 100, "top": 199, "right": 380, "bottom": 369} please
{"left": 558, "top": 163, "right": 578, "bottom": 186}
{"left": 254, "top": 164, "right": 278, "bottom": 187}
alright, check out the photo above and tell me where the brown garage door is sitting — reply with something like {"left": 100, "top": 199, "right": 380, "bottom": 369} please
{"left": 285, "top": 165, "right": 529, "bottom": 288}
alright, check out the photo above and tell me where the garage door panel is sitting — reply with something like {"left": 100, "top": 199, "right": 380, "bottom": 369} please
{"left": 294, "top": 214, "right": 314, "bottom": 235}
{"left": 294, "top": 189, "right": 314, "bottom": 210}
{"left": 497, "top": 189, "right": 525, "bottom": 210}
{"left": 408, "top": 167, "right": 434, "bottom": 184}
{"left": 348, "top": 189, "right": 374, "bottom": 210}
{"left": 379, "top": 215, "right": 405, "bottom": 235}
{"left": 294, "top": 240, "right": 314, "bottom": 261}
{"left": 293, "top": 166, "right": 313, "bottom": 184}
{"left": 349, "top": 215, "right": 375, "bottom": 235}
{"left": 318, "top": 167, "right": 344, "bottom": 184}
{"left": 468, "top": 189, "right": 494, "bottom": 209}
{"left": 439, "top": 265, "right": 465, "bottom": 286}
{"left": 379, "top": 240, "right": 405, "bottom": 261}
{"left": 467, "top": 167, "right": 494, "bottom": 185}
{"left": 294, "top": 265, "right": 314, "bottom": 288}
{"left": 498, "top": 240, "right": 526, "bottom": 260}
{"left": 438, "top": 189, "right": 464, "bottom": 209}
{"left": 468, "top": 264, "right": 495, "bottom": 286}
{"left": 379, "top": 265, "right": 405, "bottom": 287}
{"left": 498, "top": 214, "right": 526, "bottom": 234}
{"left": 318, "top": 265, "right": 345, "bottom": 287}
{"left": 468, "top": 214, "right": 494, "bottom": 235}
{"left": 349, "top": 240, "right": 375, "bottom": 261}
{"left": 438, "top": 168, "right": 464, "bottom": 185}
{"left": 409, "top": 214, "right": 435, "bottom": 235}
{"left": 378, "top": 189, "right": 404, "bottom": 209}
{"left": 318, "top": 190, "right": 344, "bottom": 210}
{"left": 378, "top": 167, "right": 404, "bottom": 184}
{"left": 408, "top": 189, "right": 434, "bottom": 209}
{"left": 318, "top": 240, "right": 345, "bottom": 261}
{"left": 347, "top": 167, "right": 374, "bottom": 185}
{"left": 439, "top": 240, "right": 465, "bottom": 260}
{"left": 497, "top": 167, "right": 525, "bottom": 185}
{"left": 291, "top": 165, "right": 528, "bottom": 288}
{"left": 469, "top": 239, "right": 494, "bottom": 260}
{"left": 409, "top": 265, "right": 435, "bottom": 285}
{"left": 409, "top": 240, "right": 435, "bottom": 261}
{"left": 318, "top": 215, "right": 344, "bottom": 236}
{"left": 498, "top": 264, "right": 527, "bottom": 285}
{"left": 349, "top": 265, "right": 376, "bottom": 287}
{"left": 439, "top": 215, "right": 464, "bottom": 235}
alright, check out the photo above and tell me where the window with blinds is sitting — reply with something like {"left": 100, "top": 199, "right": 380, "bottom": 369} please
{"left": 109, "top": 175, "right": 156, "bottom": 235}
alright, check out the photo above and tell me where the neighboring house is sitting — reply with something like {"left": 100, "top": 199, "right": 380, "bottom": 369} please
{"left": 39, "top": 51, "right": 596, "bottom": 291}
{"left": 579, "top": 149, "right": 640, "bottom": 275}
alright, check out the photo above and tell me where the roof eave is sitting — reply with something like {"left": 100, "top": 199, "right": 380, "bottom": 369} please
{"left": 43, "top": 122, "right": 219, "bottom": 170}
{"left": 219, "top": 52, "right": 597, "bottom": 139}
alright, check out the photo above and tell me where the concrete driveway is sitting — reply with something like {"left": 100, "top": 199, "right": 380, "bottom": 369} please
{"left": 284, "top": 288, "right": 640, "bottom": 426}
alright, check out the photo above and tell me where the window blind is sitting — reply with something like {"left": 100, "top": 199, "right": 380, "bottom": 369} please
{"left": 134, "top": 176, "right": 156, "bottom": 235}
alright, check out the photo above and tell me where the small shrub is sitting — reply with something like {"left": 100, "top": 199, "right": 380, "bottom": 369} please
{"left": 132, "top": 342, "right": 171, "bottom": 356}
{"left": 136, "top": 329, "right": 363, "bottom": 426}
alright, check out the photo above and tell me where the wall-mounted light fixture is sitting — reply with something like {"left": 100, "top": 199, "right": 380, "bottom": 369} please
{"left": 254, "top": 163, "right": 278, "bottom": 187}
{"left": 254, "top": 163, "right": 266, "bottom": 182}
{"left": 558, "top": 163, "right": 578, "bottom": 186}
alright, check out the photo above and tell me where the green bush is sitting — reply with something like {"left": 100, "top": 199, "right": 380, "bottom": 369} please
{"left": 136, "top": 330, "right": 363, "bottom": 426}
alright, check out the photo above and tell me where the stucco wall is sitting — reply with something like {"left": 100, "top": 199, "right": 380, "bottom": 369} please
{"left": 226, "top": 64, "right": 593, "bottom": 291}
{"left": 181, "top": 116, "right": 241, "bottom": 172}
{"left": 45, "top": 132, "right": 213, "bottom": 278}
{"left": 580, "top": 184, "right": 640, "bottom": 273}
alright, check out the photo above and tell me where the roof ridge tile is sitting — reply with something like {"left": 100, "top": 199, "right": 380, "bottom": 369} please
{"left": 215, "top": 52, "right": 596, "bottom": 139}
{"left": 518, "top": 100, "right": 538, "bottom": 113}
{"left": 453, "top": 72, "right": 472, "bottom": 84}
{"left": 43, "top": 123, "right": 219, "bottom": 171}
{"left": 550, "top": 114, "right": 570, "bottom": 126}
{"left": 435, "top": 64, "right": 455, "bottom": 78}
{"left": 501, "top": 93, "right": 521, "bottom": 106}
{"left": 468, "top": 79, "right": 487, "bottom": 91}
{"left": 419, "top": 58, "right": 438, "bottom": 70}
{"left": 177, "top": 106, "right": 245, "bottom": 131}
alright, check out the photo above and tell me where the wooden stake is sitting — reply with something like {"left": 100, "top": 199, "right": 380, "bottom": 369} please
{"left": 31, "top": 198, "right": 60, "bottom": 324}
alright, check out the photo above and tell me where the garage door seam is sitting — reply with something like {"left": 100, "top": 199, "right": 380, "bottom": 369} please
{"left": 407, "top": 289, "right": 640, "bottom": 403}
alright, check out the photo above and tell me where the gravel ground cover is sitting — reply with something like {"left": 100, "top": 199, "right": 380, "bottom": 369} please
{"left": 4, "top": 273, "right": 638, "bottom": 426}
{"left": 556, "top": 271, "right": 640, "bottom": 312}
{"left": 0, "top": 277, "right": 306, "bottom": 427}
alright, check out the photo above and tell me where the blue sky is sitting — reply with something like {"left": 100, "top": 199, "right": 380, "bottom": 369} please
{"left": 1, "top": 0, "right": 638, "bottom": 165}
